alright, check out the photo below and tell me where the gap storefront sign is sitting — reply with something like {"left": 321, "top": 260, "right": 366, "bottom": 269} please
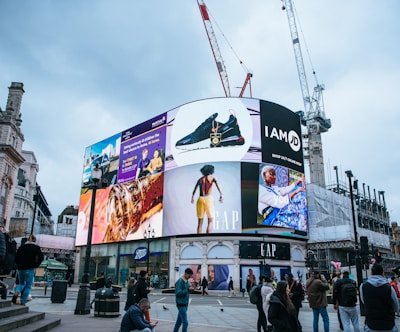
{"left": 239, "top": 241, "right": 291, "bottom": 260}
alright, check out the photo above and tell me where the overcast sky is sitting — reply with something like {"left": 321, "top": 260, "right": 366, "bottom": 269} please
{"left": 0, "top": 0, "right": 399, "bottom": 223}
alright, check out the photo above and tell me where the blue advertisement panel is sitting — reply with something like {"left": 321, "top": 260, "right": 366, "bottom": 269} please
{"left": 81, "top": 133, "right": 121, "bottom": 187}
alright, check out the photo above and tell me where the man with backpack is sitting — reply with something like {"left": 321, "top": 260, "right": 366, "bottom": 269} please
{"left": 360, "top": 264, "right": 399, "bottom": 332}
{"left": 250, "top": 275, "right": 268, "bottom": 332}
{"left": 332, "top": 270, "right": 360, "bottom": 332}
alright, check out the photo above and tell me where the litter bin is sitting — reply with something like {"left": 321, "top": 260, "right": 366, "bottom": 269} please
{"left": 94, "top": 287, "right": 120, "bottom": 317}
{"left": 51, "top": 280, "right": 68, "bottom": 303}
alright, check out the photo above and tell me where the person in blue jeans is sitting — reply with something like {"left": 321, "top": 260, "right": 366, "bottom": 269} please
{"left": 306, "top": 270, "right": 330, "bottom": 332}
{"left": 174, "top": 268, "right": 194, "bottom": 332}
{"left": 13, "top": 234, "right": 44, "bottom": 306}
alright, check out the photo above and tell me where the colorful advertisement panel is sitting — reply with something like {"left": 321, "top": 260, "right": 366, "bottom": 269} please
{"left": 76, "top": 173, "right": 164, "bottom": 245}
{"left": 241, "top": 162, "right": 307, "bottom": 235}
{"left": 118, "top": 113, "right": 167, "bottom": 184}
{"left": 163, "top": 162, "right": 241, "bottom": 236}
{"left": 76, "top": 97, "right": 307, "bottom": 246}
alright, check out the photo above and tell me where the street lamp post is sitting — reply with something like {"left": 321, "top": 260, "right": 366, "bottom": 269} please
{"left": 345, "top": 170, "right": 365, "bottom": 315}
{"left": 143, "top": 224, "right": 155, "bottom": 273}
{"left": 30, "top": 185, "right": 40, "bottom": 235}
{"left": 75, "top": 165, "right": 102, "bottom": 315}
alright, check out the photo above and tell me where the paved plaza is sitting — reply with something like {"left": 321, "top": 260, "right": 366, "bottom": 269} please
{"left": 20, "top": 285, "right": 400, "bottom": 332}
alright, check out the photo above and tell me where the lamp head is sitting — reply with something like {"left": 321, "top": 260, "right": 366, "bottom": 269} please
{"left": 91, "top": 163, "right": 102, "bottom": 184}
{"left": 345, "top": 170, "right": 353, "bottom": 178}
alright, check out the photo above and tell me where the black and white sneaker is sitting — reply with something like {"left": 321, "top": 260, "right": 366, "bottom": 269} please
{"left": 210, "top": 114, "right": 245, "bottom": 147}
{"left": 175, "top": 113, "right": 221, "bottom": 150}
{"left": 175, "top": 113, "right": 245, "bottom": 151}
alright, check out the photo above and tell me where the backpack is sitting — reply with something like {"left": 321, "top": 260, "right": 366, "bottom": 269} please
{"left": 249, "top": 284, "right": 262, "bottom": 305}
{"left": 340, "top": 281, "right": 357, "bottom": 306}
{"left": 0, "top": 233, "right": 17, "bottom": 275}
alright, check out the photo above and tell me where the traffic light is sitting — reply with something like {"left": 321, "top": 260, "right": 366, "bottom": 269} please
{"left": 376, "top": 250, "right": 382, "bottom": 263}
{"left": 360, "top": 236, "right": 369, "bottom": 255}
{"left": 362, "top": 254, "right": 369, "bottom": 269}
{"left": 373, "top": 249, "right": 382, "bottom": 263}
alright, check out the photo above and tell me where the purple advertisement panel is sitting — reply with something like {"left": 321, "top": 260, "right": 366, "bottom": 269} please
{"left": 118, "top": 113, "right": 167, "bottom": 184}
{"left": 165, "top": 98, "right": 259, "bottom": 171}
{"left": 163, "top": 162, "right": 241, "bottom": 236}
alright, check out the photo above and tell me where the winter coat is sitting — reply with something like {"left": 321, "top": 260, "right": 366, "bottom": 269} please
{"left": 360, "top": 275, "right": 399, "bottom": 330}
{"left": 135, "top": 277, "right": 150, "bottom": 303}
{"left": 15, "top": 241, "right": 44, "bottom": 270}
{"left": 175, "top": 277, "right": 190, "bottom": 306}
{"left": 268, "top": 293, "right": 301, "bottom": 332}
{"left": 306, "top": 275, "right": 329, "bottom": 309}
{"left": 288, "top": 280, "right": 304, "bottom": 309}
{"left": 120, "top": 304, "right": 151, "bottom": 332}
{"left": 261, "top": 282, "right": 275, "bottom": 325}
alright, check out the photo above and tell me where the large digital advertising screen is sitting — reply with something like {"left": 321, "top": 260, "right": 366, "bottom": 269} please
{"left": 76, "top": 98, "right": 308, "bottom": 246}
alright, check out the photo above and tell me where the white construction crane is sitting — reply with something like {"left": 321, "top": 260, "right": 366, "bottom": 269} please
{"left": 197, "top": 0, "right": 252, "bottom": 98}
{"left": 281, "top": 0, "right": 331, "bottom": 187}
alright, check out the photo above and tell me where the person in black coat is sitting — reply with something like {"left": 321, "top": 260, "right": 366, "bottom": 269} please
{"left": 124, "top": 278, "right": 137, "bottom": 311}
{"left": 135, "top": 270, "right": 153, "bottom": 321}
{"left": 13, "top": 234, "right": 44, "bottom": 305}
{"left": 268, "top": 280, "right": 301, "bottom": 332}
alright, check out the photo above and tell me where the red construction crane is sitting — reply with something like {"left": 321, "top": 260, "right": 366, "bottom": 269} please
{"left": 197, "top": 0, "right": 252, "bottom": 98}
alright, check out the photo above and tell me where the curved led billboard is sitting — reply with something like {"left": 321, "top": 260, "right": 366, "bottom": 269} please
{"left": 76, "top": 97, "right": 307, "bottom": 246}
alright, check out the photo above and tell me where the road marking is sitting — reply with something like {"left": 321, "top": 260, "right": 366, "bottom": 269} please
{"left": 153, "top": 297, "right": 166, "bottom": 303}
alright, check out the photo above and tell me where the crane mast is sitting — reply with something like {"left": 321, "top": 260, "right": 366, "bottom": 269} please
{"left": 197, "top": 0, "right": 252, "bottom": 98}
{"left": 282, "top": 0, "right": 331, "bottom": 187}
{"left": 198, "top": 0, "right": 231, "bottom": 97}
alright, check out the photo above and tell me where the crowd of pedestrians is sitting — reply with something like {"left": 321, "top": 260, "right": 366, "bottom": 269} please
{"left": 117, "top": 264, "right": 400, "bottom": 332}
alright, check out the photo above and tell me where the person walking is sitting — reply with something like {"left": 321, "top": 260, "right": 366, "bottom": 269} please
{"left": 332, "top": 270, "right": 360, "bottom": 332}
{"left": 90, "top": 271, "right": 105, "bottom": 308}
{"left": 306, "top": 270, "right": 330, "bottom": 332}
{"left": 360, "top": 264, "right": 399, "bottom": 332}
{"left": 268, "top": 280, "right": 301, "bottom": 332}
{"left": 389, "top": 276, "right": 400, "bottom": 317}
{"left": 285, "top": 272, "right": 304, "bottom": 318}
{"left": 256, "top": 275, "right": 268, "bottom": 332}
{"left": 332, "top": 268, "right": 344, "bottom": 331}
{"left": 124, "top": 278, "right": 137, "bottom": 311}
{"left": 12, "top": 234, "right": 44, "bottom": 306}
{"left": 136, "top": 270, "right": 153, "bottom": 321}
{"left": 228, "top": 276, "right": 235, "bottom": 296}
{"left": 261, "top": 276, "right": 275, "bottom": 331}
{"left": 201, "top": 276, "right": 208, "bottom": 296}
{"left": 120, "top": 298, "right": 158, "bottom": 332}
{"left": 174, "top": 267, "right": 194, "bottom": 332}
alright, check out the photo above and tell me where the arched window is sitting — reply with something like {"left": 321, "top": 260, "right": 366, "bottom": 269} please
{"left": 208, "top": 245, "right": 233, "bottom": 259}
{"left": 181, "top": 245, "right": 202, "bottom": 259}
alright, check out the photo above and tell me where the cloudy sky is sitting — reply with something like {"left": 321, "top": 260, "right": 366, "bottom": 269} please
{"left": 0, "top": 0, "right": 399, "bottom": 222}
